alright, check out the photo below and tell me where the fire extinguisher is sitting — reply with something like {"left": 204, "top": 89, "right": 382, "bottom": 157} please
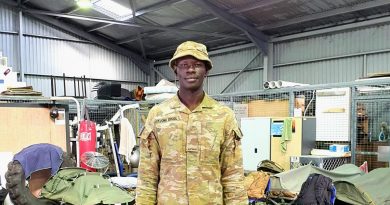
{"left": 78, "top": 104, "right": 97, "bottom": 171}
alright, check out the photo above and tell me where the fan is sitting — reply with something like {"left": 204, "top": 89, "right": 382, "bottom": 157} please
{"left": 80, "top": 151, "right": 110, "bottom": 169}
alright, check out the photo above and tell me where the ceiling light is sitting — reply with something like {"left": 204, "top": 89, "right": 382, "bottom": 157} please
{"left": 75, "top": 0, "right": 92, "bottom": 9}
{"left": 92, "top": 0, "right": 133, "bottom": 21}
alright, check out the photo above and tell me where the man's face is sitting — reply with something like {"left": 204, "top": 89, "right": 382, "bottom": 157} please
{"left": 175, "top": 56, "right": 208, "bottom": 92}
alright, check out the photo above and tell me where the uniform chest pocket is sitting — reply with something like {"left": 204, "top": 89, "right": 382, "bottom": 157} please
{"left": 155, "top": 121, "right": 184, "bottom": 160}
{"left": 200, "top": 121, "right": 224, "bottom": 164}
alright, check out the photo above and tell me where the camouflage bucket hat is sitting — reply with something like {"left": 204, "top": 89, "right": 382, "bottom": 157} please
{"left": 169, "top": 41, "right": 213, "bottom": 71}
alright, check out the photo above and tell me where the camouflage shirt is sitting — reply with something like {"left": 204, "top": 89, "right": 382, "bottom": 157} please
{"left": 136, "top": 94, "right": 248, "bottom": 205}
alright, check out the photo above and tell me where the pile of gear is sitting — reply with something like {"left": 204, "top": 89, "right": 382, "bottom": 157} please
{"left": 3, "top": 143, "right": 135, "bottom": 205}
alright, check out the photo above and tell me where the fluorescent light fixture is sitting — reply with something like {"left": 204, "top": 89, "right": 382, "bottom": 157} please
{"left": 76, "top": 0, "right": 93, "bottom": 9}
{"left": 92, "top": 0, "right": 133, "bottom": 21}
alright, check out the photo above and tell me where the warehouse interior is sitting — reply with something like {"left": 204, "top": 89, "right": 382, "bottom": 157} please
{"left": 1, "top": 0, "right": 390, "bottom": 204}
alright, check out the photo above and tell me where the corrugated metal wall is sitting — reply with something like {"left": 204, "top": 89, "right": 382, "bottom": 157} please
{"left": 209, "top": 47, "right": 263, "bottom": 94}
{"left": 206, "top": 69, "right": 263, "bottom": 94}
{"left": 155, "top": 46, "right": 264, "bottom": 95}
{"left": 0, "top": 4, "right": 17, "bottom": 31}
{"left": 211, "top": 47, "right": 262, "bottom": 73}
{"left": 23, "top": 15, "right": 82, "bottom": 41}
{"left": 273, "top": 23, "right": 390, "bottom": 84}
{"left": 155, "top": 22, "right": 390, "bottom": 94}
{"left": 155, "top": 64, "right": 175, "bottom": 82}
{"left": 367, "top": 52, "right": 390, "bottom": 74}
{"left": 0, "top": 4, "right": 19, "bottom": 71}
{"left": 274, "top": 24, "right": 390, "bottom": 64}
{"left": 0, "top": 34, "right": 19, "bottom": 70}
{"left": 154, "top": 21, "right": 390, "bottom": 93}
{"left": 274, "top": 57, "right": 363, "bottom": 84}
{"left": 0, "top": 4, "right": 148, "bottom": 97}
{"left": 23, "top": 36, "right": 90, "bottom": 76}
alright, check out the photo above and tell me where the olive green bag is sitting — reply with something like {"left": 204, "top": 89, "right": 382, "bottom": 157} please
{"left": 40, "top": 168, "right": 134, "bottom": 205}
{"left": 257, "top": 160, "right": 285, "bottom": 174}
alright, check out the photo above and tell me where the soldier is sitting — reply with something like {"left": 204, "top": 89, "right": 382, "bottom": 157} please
{"left": 136, "top": 41, "right": 248, "bottom": 205}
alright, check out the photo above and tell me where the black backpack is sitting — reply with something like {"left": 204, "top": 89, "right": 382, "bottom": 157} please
{"left": 294, "top": 173, "right": 333, "bottom": 205}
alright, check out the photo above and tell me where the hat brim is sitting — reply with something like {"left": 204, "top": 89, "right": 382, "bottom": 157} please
{"left": 169, "top": 49, "right": 213, "bottom": 71}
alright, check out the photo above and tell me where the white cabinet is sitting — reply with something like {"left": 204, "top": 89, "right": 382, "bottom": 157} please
{"left": 240, "top": 117, "right": 271, "bottom": 171}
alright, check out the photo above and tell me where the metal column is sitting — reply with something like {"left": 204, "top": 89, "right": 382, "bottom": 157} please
{"left": 18, "top": 5, "right": 25, "bottom": 81}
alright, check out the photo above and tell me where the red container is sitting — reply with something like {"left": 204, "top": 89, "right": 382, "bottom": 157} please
{"left": 78, "top": 119, "right": 97, "bottom": 171}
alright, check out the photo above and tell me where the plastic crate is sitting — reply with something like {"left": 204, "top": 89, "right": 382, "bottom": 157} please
{"left": 290, "top": 155, "right": 350, "bottom": 170}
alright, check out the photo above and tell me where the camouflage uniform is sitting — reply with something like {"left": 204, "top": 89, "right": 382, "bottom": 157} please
{"left": 136, "top": 94, "right": 248, "bottom": 205}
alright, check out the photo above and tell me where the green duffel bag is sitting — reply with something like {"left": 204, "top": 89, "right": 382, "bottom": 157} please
{"left": 40, "top": 168, "right": 134, "bottom": 205}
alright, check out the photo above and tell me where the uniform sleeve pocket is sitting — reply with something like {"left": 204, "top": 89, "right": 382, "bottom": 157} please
{"left": 200, "top": 121, "right": 223, "bottom": 164}
{"left": 139, "top": 126, "right": 153, "bottom": 140}
{"left": 139, "top": 126, "right": 154, "bottom": 159}
{"left": 232, "top": 127, "right": 243, "bottom": 141}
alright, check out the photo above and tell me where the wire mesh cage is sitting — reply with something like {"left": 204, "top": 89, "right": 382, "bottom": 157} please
{"left": 290, "top": 155, "right": 350, "bottom": 170}
{"left": 213, "top": 91, "right": 291, "bottom": 117}
{"left": 72, "top": 99, "right": 155, "bottom": 129}
{"left": 2, "top": 78, "right": 390, "bottom": 172}
{"left": 293, "top": 90, "right": 316, "bottom": 117}
{"left": 353, "top": 82, "right": 390, "bottom": 171}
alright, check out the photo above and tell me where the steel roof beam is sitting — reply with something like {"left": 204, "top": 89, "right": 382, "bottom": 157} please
{"left": 189, "top": 0, "right": 269, "bottom": 54}
{"left": 1, "top": 0, "right": 17, "bottom": 6}
{"left": 59, "top": 5, "right": 80, "bottom": 14}
{"left": 148, "top": 32, "right": 247, "bottom": 56}
{"left": 134, "top": 0, "right": 185, "bottom": 16}
{"left": 87, "top": 23, "right": 112, "bottom": 32}
{"left": 258, "top": 0, "right": 390, "bottom": 30}
{"left": 116, "top": 14, "right": 217, "bottom": 44}
{"left": 24, "top": 9, "right": 247, "bottom": 40}
{"left": 229, "top": 0, "right": 285, "bottom": 14}
{"left": 129, "top": 0, "right": 146, "bottom": 59}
